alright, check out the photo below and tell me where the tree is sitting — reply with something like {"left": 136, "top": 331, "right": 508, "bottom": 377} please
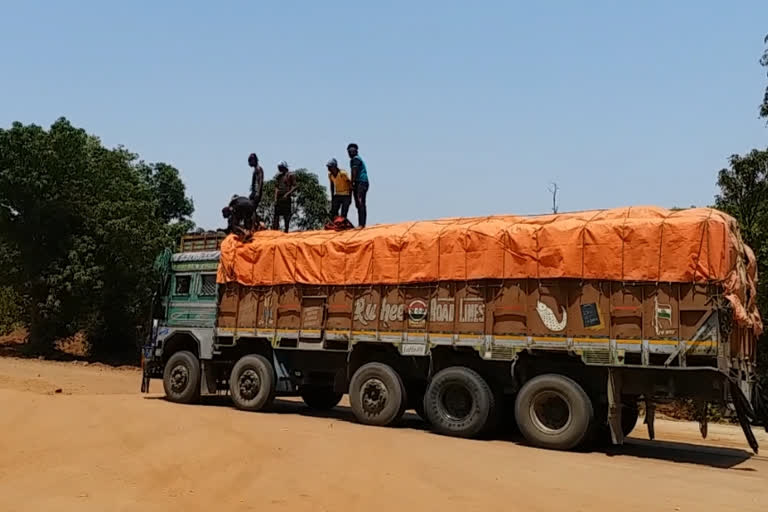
{"left": 136, "top": 161, "right": 195, "bottom": 242}
{"left": 715, "top": 149, "right": 768, "bottom": 383}
{"left": 0, "top": 286, "right": 22, "bottom": 336}
{"left": 0, "top": 118, "right": 194, "bottom": 356}
{"left": 761, "top": 35, "right": 768, "bottom": 119}
{"left": 255, "top": 169, "right": 331, "bottom": 231}
{"left": 715, "top": 150, "right": 768, "bottom": 262}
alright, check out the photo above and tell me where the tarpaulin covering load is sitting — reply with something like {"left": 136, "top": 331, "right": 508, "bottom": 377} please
{"left": 217, "top": 206, "right": 760, "bottom": 332}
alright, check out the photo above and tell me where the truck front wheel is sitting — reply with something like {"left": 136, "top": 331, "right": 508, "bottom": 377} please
{"left": 301, "top": 387, "right": 343, "bottom": 411}
{"left": 349, "top": 363, "right": 406, "bottom": 426}
{"left": 229, "top": 355, "right": 276, "bottom": 412}
{"left": 423, "top": 366, "right": 494, "bottom": 438}
{"left": 162, "top": 350, "right": 201, "bottom": 404}
{"left": 515, "top": 374, "right": 593, "bottom": 451}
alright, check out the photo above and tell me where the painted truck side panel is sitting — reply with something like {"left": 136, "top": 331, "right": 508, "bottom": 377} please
{"left": 215, "top": 279, "right": 748, "bottom": 371}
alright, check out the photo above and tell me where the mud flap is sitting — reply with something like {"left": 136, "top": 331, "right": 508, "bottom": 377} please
{"left": 140, "top": 344, "right": 152, "bottom": 393}
{"left": 140, "top": 319, "right": 159, "bottom": 394}
{"left": 644, "top": 398, "right": 656, "bottom": 441}
{"left": 752, "top": 382, "right": 768, "bottom": 433}
{"left": 607, "top": 369, "right": 624, "bottom": 445}
{"left": 201, "top": 360, "right": 217, "bottom": 395}
{"left": 696, "top": 400, "right": 708, "bottom": 440}
{"left": 141, "top": 372, "right": 151, "bottom": 393}
{"left": 729, "top": 379, "right": 760, "bottom": 454}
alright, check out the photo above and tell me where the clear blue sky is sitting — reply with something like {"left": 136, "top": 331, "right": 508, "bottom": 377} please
{"left": 2, "top": 1, "right": 767, "bottom": 229}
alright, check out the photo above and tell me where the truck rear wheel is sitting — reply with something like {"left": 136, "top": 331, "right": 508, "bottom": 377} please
{"left": 515, "top": 374, "right": 593, "bottom": 451}
{"left": 349, "top": 363, "right": 406, "bottom": 426}
{"left": 423, "top": 366, "right": 494, "bottom": 438}
{"left": 229, "top": 355, "right": 275, "bottom": 412}
{"left": 162, "top": 350, "right": 201, "bottom": 404}
{"left": 301, "top": 387, "right": 343, "bottom": 411}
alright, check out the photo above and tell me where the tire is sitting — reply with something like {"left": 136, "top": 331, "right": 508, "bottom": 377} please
{"left": 515, "top": 374, "right": 593, "bottom": 451}
{"left": 423, "top": 366, "right": 495, "bottom": 439}
{"left": 349, "top": 363, "right": 406, "bottom": 427}
{"left": 301, "top": 387, "right": 343, "bottom": 411}
{"left": 162, "top": 350, "right": 201, "bottom": 404}
{"left": 229, "top": 354, "right": 276, "bottom": 412}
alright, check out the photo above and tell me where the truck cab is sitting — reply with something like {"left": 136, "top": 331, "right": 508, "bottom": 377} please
{"left": 141, "top": 234, "right": 223, "bottom": 395}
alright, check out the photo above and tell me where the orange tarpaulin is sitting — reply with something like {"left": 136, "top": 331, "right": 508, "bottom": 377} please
{"left": 217, "top": 206, "right": 760, "bottom": 333}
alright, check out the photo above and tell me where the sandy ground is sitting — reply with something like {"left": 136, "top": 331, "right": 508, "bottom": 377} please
{"left": 0, "top": 357, "right": 766, "bottom": 512}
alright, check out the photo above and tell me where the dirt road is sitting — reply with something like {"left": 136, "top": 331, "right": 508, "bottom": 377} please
{"left": 0, "top": 357, "right": 765, "bottom": 512}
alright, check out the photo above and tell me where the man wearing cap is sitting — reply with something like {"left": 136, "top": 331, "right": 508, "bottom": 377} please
{"left": 273, "top": 161, "right": 297, "bottom": 233}
{"left": 326, "top": 158, "right": 352, "bottom": 221}
{"left": 347, "top": 143, "right": 369, "bottom": 228}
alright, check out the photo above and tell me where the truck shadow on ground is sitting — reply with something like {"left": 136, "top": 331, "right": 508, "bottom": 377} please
{"left": 155, "top": 394, "right": 756, "bottom": 470}
{"left": 604, "top": 438, "right": 757, "bottom": 470}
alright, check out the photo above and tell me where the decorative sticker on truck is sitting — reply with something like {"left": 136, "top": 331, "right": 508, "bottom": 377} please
{"left": 352, "top": 295, "right": 486, "bottom": 327}
{"left": 407, "top": 299, "right": 428, "bottom": 325}
{"left": 536, "top": 300, "right": 567, "bottom": 332}
{"left": 354, "top": 297, "right": 378, "bottom": 326}
{"left": 380, "top": 298, "right": 404, "bottom": 324}
{"left": 654, "top": 297, "right": 675, "bottom": 336}
{"left": 580, "top": 303, "right": 604, "bottom": 330}
{"left": 459, "top": 298, "right": 485, "bottom": 323}
{"left": 430, "top": 298, "right": 455, "bottom": 322}
{"left": 262, "top": 295, "right": 274, "bottom": 327}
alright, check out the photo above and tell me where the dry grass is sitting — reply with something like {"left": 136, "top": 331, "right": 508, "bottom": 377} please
{"left": 0, "top": 328, "right": 91, "bottom": 359}
{"left": 53, "top": 331, "right": 91, "bottom": 357}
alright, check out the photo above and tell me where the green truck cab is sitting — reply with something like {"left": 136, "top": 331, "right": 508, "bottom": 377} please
{"left": 141, "top": 234, "right": 223, "bottom": 394}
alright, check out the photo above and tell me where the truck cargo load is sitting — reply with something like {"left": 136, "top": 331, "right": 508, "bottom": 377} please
{"left": 216, "top": 206, "right": 761, "bottom": 335}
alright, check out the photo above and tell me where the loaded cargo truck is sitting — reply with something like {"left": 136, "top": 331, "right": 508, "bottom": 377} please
{"left": 141, "top": 207, "right": 766, "bottom": 452}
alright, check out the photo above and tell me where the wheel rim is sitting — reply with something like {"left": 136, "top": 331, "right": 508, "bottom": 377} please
{"left": 238, "top": 368, "right": 261, "bottom": 400}
{"left": 530, "top": 390, "right": 572, "bottom": 434}
{"left": 439, "top": 383, "right": 473, "bottom": 421}
{"left": 361, "top": 378, "right": 388, "bottom": 415}
{"left": 170, "top": 363, "right": 189, "bottom": 394}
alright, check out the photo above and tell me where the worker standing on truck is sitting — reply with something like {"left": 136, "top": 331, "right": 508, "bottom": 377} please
{"left": 247, "top": 153, "right": 264, "bottom": 229}
{"left": 327, "top": 158, "right": 352, "bottom": 220}
{"left": 348, "top": 143, "right": 369, "bottom": 228}
{"left": 248, "top": 153, "right": 264, "bottom": 208}
{"left": 273, "top": 161, "right": 297, "bottom": 233}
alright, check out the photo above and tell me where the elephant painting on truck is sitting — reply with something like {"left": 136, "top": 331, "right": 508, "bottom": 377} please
{"left": 141, "top": 207, "right": 767, "bottom": 452}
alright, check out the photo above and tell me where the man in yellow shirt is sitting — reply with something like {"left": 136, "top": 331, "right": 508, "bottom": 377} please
{"left": 327, "top": 158, "right": 352, "bottom": 221}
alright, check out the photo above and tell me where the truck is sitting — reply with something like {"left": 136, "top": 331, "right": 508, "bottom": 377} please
{"left": 141, "top": 207, "right": 766, "bottom": 452}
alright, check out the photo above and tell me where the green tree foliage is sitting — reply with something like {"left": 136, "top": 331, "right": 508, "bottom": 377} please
{"left": 761, "top": 35, "right": 768, "bottom": 119}
{"left": 136, "top": 162, "right": 195, "bottom": 242}
{"left": 0, "top": 286, "right": 23, "bottom": 336}
{"left": 715, "top": 149, "right": 768, "bottom": 381}
{"left": 0, "top": 118, "right": 194, "bottom": 356}
{"left": 715, "top": 151, "right": 768, "bottom": 272}
{"left": 255, "top": 169, "right": 331, "bottom": 231}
